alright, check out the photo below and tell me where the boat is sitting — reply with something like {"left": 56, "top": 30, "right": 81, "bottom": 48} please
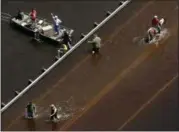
{"left": 10, "top": 12, "right": 74, "bottom": 44}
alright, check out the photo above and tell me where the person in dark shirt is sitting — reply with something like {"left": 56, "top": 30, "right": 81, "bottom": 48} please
{"left": 25, "top": 102, "right": 36, "bottom": 119}
{"left": 50, "top": 104, "right": 58, "bottom": 121}
{"left": 62, "top": 31, "right": 72, "bottom": 49}
{"left": 15, "top": 9, "right": 23, "bottom": 20}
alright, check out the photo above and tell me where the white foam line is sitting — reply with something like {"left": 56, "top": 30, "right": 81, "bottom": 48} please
{"left": 1, "top": 12, "right": 11, "bottom": 17}
{"left": 1, "top": 16, "right": 10, "bottom": 20}
{"left": 1, "top": 18, "right": 10, "bottom": 22}
{"left": 1, "top": 0, "right": 132, "bottom": 113}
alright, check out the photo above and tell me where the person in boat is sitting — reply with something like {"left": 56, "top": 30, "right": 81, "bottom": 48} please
{"left": 15, "top": 9, "right": 24, "bottom": 20}
{"left": 51, "top": 13, "right": 62, "bottom": 35}
{"left": 25, "top": 101, "right": 36, "bottom": 119}
{"left": 29, "top": 8, "right": 37, "bottom": 23}
{"left": 50, "top": 104, "right": 59, "bottom": 121}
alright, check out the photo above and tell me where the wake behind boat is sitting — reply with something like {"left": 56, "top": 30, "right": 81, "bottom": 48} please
{"left": 10, "top": 11, "right": 74, "bottom": 44}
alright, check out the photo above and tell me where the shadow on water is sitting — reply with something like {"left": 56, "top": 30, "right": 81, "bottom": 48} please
{"left": 45, "top": 120, "right": 66, "bottom": 131}
{"left": 90, "top": 53, "right": 103, "bottom": 66}
{"left": 9, "top": 23, "right": 61, "bottom": 48}
{"left": 24, "top": 117, "right": 59, "bottom": 131}
{"left": 26, "top": 119, "right": 36, "bottom": 131}
{"left": 29, "top": 39, "right": 60, "bottom": 49}
{"left": 51, "top": 120, "right": 68, "bottom": 131}
{"left": 51, "top": 122, "right": 58, "bottom": 131}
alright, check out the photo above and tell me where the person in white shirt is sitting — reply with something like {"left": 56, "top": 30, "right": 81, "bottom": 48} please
{"left": 51, "top": 13, "right": 62, "bottom": 35}
{"left": 88, "top": 34, "right": 101, "bottom": 54}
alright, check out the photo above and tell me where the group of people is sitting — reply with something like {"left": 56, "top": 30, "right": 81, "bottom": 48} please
{"left": 147, "top": 15, "right": 162, "bottom": 41}
{"left": 25, "top": 102, "right": 59, "bottom": 121}
{"left": 15, "top": 8, "right": 37, "bottom": 22}
{"left": 88, "top": 15, "right": 164, "bottom": 54}
{"left": 57, "top": 33, "right": 102, "bottom": 59}
{"left": 15, "top": 8, "right": 72, "bottom": 53}
{"left": 15, "top": 8, "right": 63, "bottom": 35}
{"left": 24, "top": 15, "right": 164, "bottom": 121}
{"left": 88, "top": 15, "right": 163, "bottom": 54}
{"left": 15, "top": 9, "right": 162, "bottom": 54}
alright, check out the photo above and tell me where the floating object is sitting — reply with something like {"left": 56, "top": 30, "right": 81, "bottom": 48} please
{"left": 28, "top": 79, "right": 33, "bottom": 84}
{"left": 94, "top": 22, "right": 98, "bottom": 27}
{"left": 1, "top": 102, "right": 6, "bottom": 108}
{"left": 80, "top": 33, "right": 85, "bottom": 38}
{"left": 14, "top": 90, "right": 20, "bottom": 95}
{"left": 106, "top": 11, "right": 111, "bottom": 16}
{"left": 41, "top": 67, "right": 47, "bottom": 72}
{"left": 119, "top": 1, "right": 124, "bottom": 6}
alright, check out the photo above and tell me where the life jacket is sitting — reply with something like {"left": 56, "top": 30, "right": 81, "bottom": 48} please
{"left": 63, "top": 44, "right": 68, "bottom": 51}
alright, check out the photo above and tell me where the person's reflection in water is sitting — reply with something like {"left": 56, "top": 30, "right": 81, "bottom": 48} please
{"left": 26, "top": 119, "right": 36, "bottom": 131}
{"left": 90, "top": 52, "right": 102, "bottom": 66}
{"left": 51, "top": 122, "right": 58, "bottom": 131}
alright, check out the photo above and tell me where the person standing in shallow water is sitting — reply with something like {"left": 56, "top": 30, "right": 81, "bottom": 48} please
{"left": 50, "top": 104, "right": 59, "bottom": 121}
{"left": 88, "top": 34, "right": 101, "bottom": 54}
{"left": 25, "top": 102, "right": 36, "bottom": 119}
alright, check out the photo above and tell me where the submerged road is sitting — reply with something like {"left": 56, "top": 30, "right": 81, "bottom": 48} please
{"left": 2, "top": 1, "right": 178, "bottom": 131}
{"left": 1, "top": 0, "right": 119, "bottom": 102}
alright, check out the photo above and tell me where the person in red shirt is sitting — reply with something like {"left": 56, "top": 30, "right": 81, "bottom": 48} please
{"left": 30, "top": 8, "right": 37, "bottom": 22}
{"left": 152, "top": 15, "right": 161, "bottom": 33}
